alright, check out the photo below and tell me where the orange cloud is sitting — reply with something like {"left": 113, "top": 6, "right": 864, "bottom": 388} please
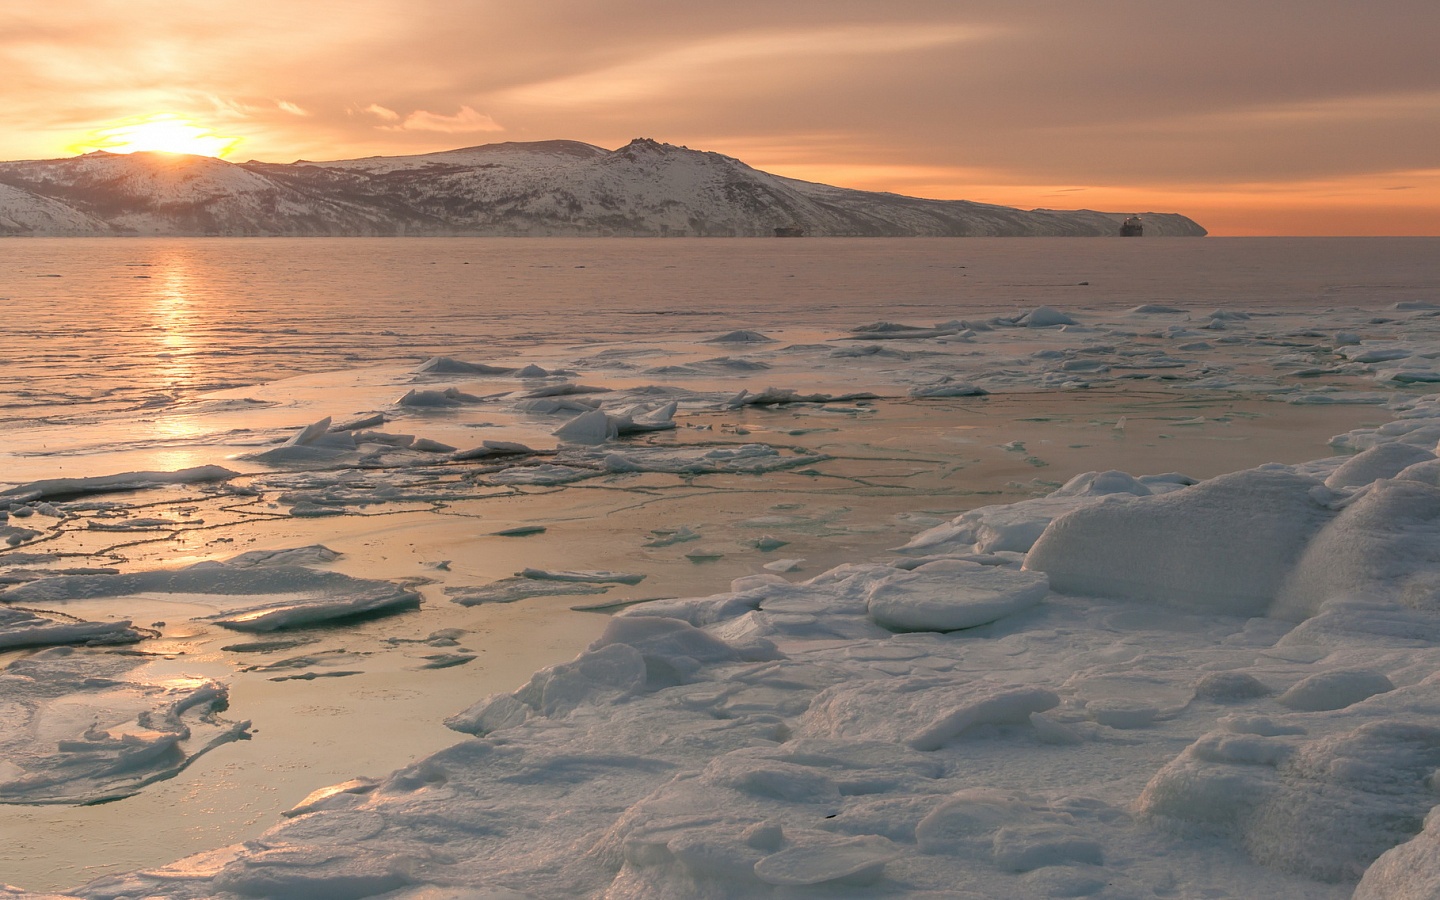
{"left": 382, "top": 105, "right": 502, "bottom": 134}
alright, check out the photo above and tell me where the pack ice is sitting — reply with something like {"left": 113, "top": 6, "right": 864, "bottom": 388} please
{"left": 16, "top": 300, "right": 1440, "bottom": 896}
{"left": 56, "top": 406, "right": 1440, "bottom": 898}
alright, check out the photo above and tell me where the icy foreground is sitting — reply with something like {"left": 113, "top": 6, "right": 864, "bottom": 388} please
{"left": 4, "top": 246, "right": 1440, "bottom": 895}
{"left": 38, "top": 418, "right": 1440, "bottom": 896}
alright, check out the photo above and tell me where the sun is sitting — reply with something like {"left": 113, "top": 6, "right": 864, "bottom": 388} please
{"left": 69, "top": 114, "right": 242, "bottom": 158}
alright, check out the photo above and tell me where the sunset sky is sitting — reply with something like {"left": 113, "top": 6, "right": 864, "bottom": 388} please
{"left": 2, "top": 2, "right": 1435, "bottom": 236}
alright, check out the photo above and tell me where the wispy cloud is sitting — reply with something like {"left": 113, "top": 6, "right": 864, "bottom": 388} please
{"left": 363, "top": 104, "right": 401, "bottom": 122}
{"left": 499, "top": 23, "right": 994, "bottom": 107}
{"left": 381, "top": 105, "right": 502, "bottom": 134}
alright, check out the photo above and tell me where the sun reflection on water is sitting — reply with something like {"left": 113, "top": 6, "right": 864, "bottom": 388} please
{"left": 143, "top": 251, "right": 213, "bottom": 467}
{"left": 150, "top": 251, "right": 201, "bottom": 398}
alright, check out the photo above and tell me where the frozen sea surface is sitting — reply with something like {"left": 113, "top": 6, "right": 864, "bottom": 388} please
{"left": 1, "top": 237, "right": 1439, "bottom": 896}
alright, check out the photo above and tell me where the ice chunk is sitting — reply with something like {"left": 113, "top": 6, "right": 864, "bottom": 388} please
{"left": 1324, "top": 442, "right": 1436, "bottom": 489}
{"left": 1139, "top": 715, "right": 1440, "bottom": 881}
{"left": 1396, "top": 458, "right": 1440, "bottom": 487}
{"left": 520, "top": 382, "right": 608, "bottom": 398}
{"left": 591, "top": 615, "right": 779, "bottom": 686}
{"left": 1340, "top": 344, "right": 1413, "bottom": 364}
{"left": 803, "top": 678, "right": 1059, "bottom": 751}
{"left": 413, "top": 356, "right": 515, "bottom": 375}
{"left": 553, "top": 408, "right": 617, "bottom": 444}
{"left": 225, "top": 545, "right": 342, "bottom": 568}
{"left": 619, "top": 400, "right": 678, "bottom": 433}
{"left": 212, "top": 583, "right": 420, "bottom": 632}
{"left": 915, "top": 788, "right": 1034, "bottom": 855}
{"left": 866, "top": 562, "right": 1047, "bottom": 632}
{"left": 762, "top": 558, "right": 804, "bottom": 573}
{"left": 753, "top": 836, "right": 896, "bottom": 886}
{"left": 483, "top": 464, "right": 595, "bottom": 486}
{"left": 1025, "top": 468, "right": 1334, "bottom": 616}
{"left": 246, "top": 418, "right": 361, "bottom": 464}
{"left": 704, "top": 330, "right": 775, "bottom": 343}
{"left": 329, "top": 413, "right": 386, "bottom": 431}
{"left": 900, "top": 470, "right": 1153, "bottom": 556}
{"left": 286, "top": 416, "right": 335, "bottom": 445}
{"left": 581, "top": 444, "right": 817, "bottom": 476}
{"left": 397, "top": 387, "right": 484, "bottom": 407}
{"left": 909, "top": 380, "right": 988, "bottom": 398}
{"left": 1277, "top": 669, "right": 1393, "bottom": 711}
{"left": 518, "top": 568, "right": 645, "bottom": 585}
{"left": 452, "top": 439, "right": 536, "bottom": 461}
{"left": 643, "top": 526, "right": 700, "bottom": 548}
{"left": 1020, "top": 306, "right": 1078, "bottom": 327}
{"left": 1194, "top": 671, "right": 1271, "bottom": 702}
{"left": 992, "top": 824, "right": 1104, "bottom": 872}
{"left": 515, "top": 643, "right": 649, "bottom": 717}
{"left": 3, "top": 564, "right": 421, "bottom": 632}
{"left": 210, "top": 845, "right": 413, "bottom": 900}
{"left": 1355, "top": 806, "right": 1440, "bottom": 899}
{"left": 446, "top": 578, "right": 610, "bottom": 606}
{"left": 282, "top": 777, "right": 380, "bottom": 818}
{"left": 451, "top": 626, "right": 755, "bottom": 736}
{"left": 0, "top": 607, "right": 142, "bottom": 649}
{"left": 1276, "top": 479, "right": 1440, "bottom": 620}
{"left": 841, "top": 321, "right": 959, "bottom": 340}
{"left": 724, "top": 387, "right": 877, "bottom": 408}
{"left": 514, "top": 396, "right": 598, "bottom": 415}
{"left": 0, "top": 465, "right": 238, "bottom": 503}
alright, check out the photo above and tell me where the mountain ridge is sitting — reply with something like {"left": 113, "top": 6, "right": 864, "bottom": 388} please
{"left": 0, "top": 138, "right": 1206, "bottom": 237}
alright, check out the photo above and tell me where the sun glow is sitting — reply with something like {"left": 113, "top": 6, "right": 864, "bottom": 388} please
{"left": 70, "top": 114, "right": 241, "bottom": 158}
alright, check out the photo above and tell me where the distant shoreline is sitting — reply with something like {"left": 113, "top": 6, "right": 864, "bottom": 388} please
{"left": 0, "top": 137, "right": 1206, "bottom": 238}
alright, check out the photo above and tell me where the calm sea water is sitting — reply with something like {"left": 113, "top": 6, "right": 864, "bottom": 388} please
{"left": 2, "top": 237, "right": 1436, "bottom": 422}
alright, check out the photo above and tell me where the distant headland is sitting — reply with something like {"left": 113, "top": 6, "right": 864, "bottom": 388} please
{"left": 0, "top": 138, "right": 1206, "bottom": 238}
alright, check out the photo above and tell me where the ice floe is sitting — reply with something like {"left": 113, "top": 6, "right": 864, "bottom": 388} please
{"left": 0, "top": 607, "right": 142, "bottom": 650}
{"left": 0, "top": 648, "right": 248, "bottom": 805}
{"left": 0, "top": 466, "right": 237, "bottom": 503}
{"left": 2, "top": 563, "right": 421, "bottom": 632}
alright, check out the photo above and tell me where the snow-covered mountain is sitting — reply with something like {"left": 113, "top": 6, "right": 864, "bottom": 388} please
{"left": 0, "top": 138, "right": 1206, "bottom": 237}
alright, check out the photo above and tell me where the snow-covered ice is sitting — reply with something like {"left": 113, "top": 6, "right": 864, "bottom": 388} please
{"left": 0, "top": 648, "right": 247, "bottom": 805}
{"left": 3, "top": 237, "right": 1440, "bottom": 896}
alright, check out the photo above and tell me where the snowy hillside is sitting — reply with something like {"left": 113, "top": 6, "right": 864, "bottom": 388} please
{"left": 0, "top": 182, "right": 108, "bottom": 235}
{"left": 0, "top": 139, "right": 1207, "bottom": 237}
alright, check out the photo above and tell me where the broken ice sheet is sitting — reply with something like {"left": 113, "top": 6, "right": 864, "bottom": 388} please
{"left": 563, "top": 443, "right": 823, "bottom": 475}
{"left": 0, "top": 647, "right": 249, "bottom": 805}
{"left": 0, "top": 465, "right": 238, "bottom": 503}
{"left": 445, "top": 578, "right": 612, "bottom": 606}
{"left": 517, "top": 568, "right": 645, "bottom": 585}
{"left": 643, "top": 526, "right": 701, "bottom": 548}
{"left": 1, "top": 562, "right": 421, "bottom": 633}
{"left": 0, "top": 606, "right": 143, "bottom": 651}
